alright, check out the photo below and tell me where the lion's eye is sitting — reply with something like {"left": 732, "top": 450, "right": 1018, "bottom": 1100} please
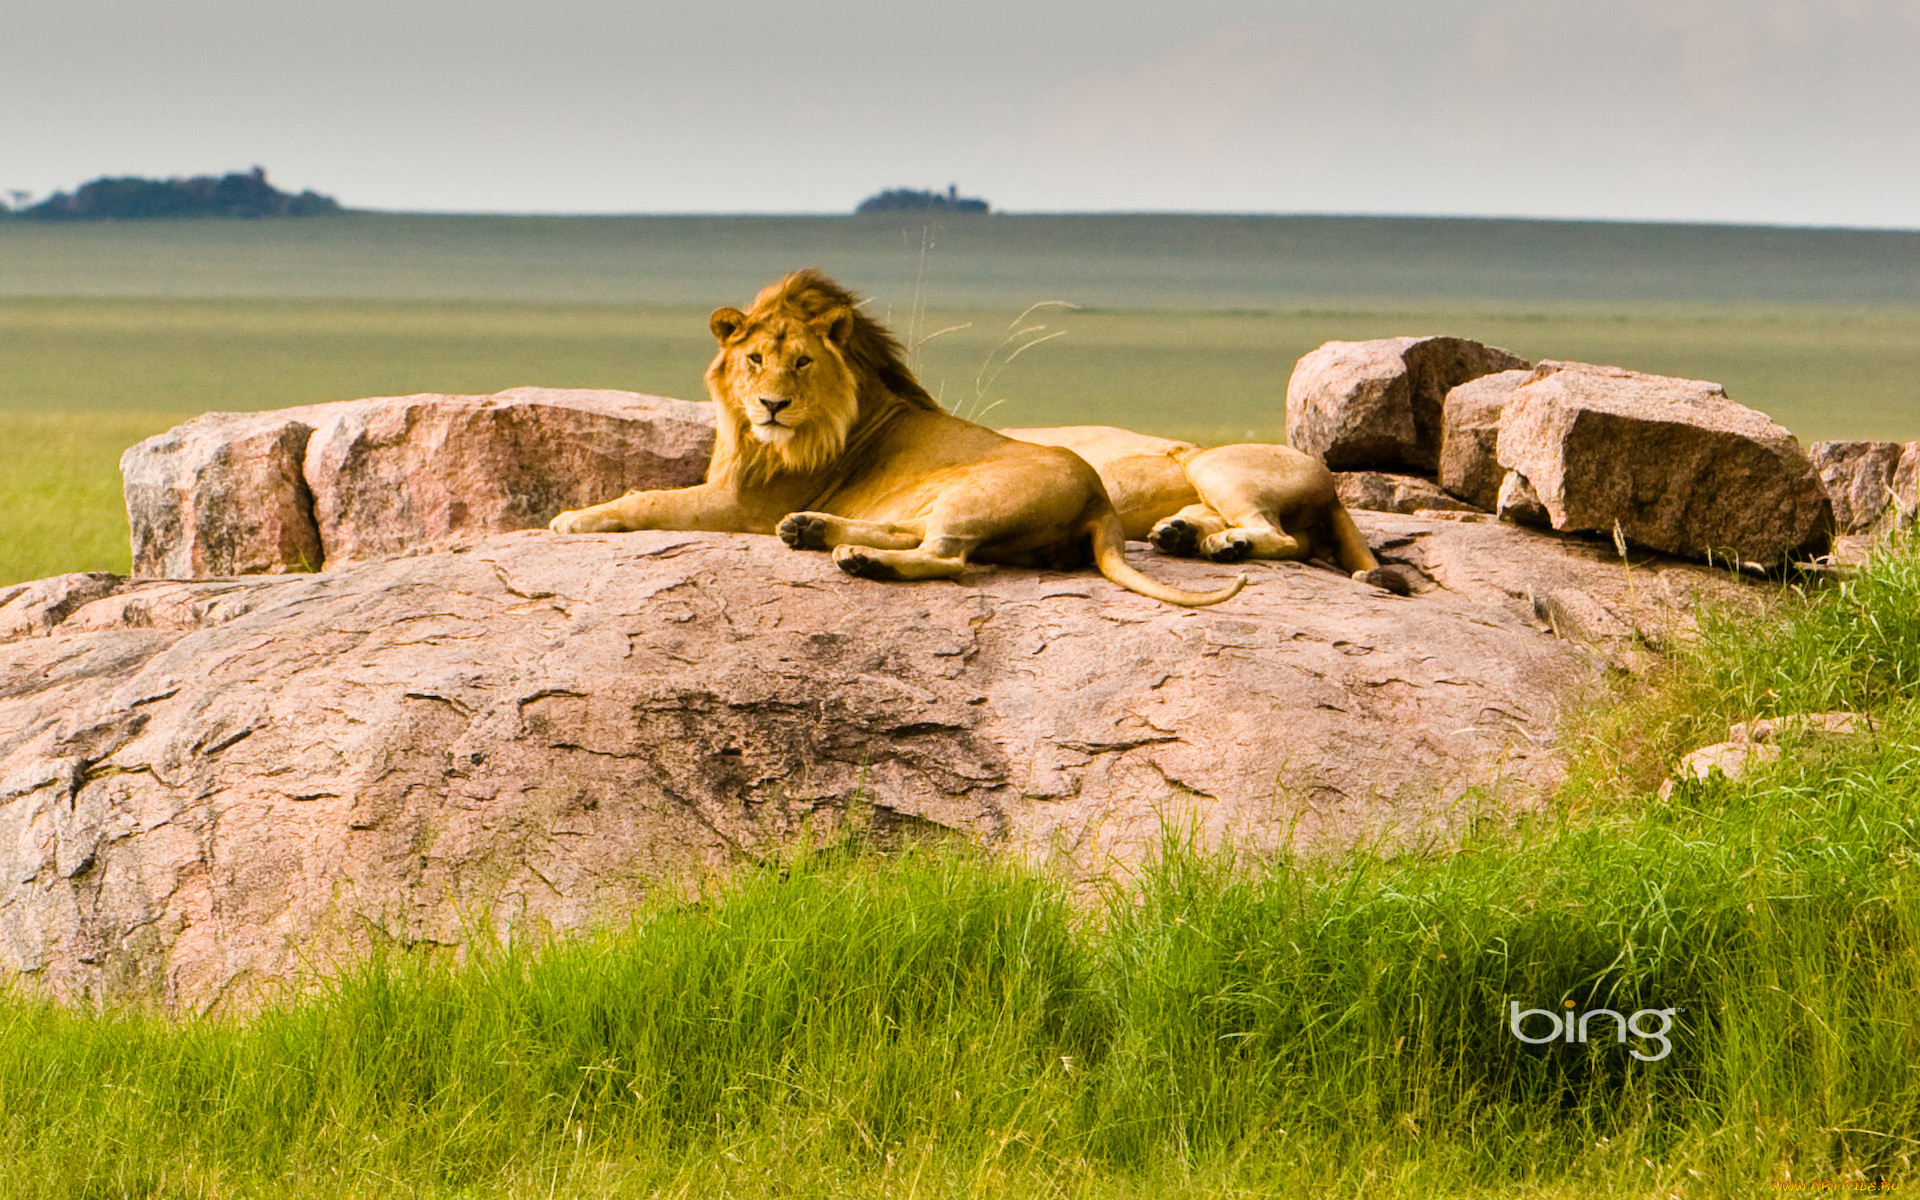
{"left": 794, "top": 355, "right": 812, "bottom": 369}
{"left": 747, "top": 352, "right": 762, "bottom": 366}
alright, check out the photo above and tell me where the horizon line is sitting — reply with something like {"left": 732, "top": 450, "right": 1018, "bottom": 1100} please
{"left": 312, "top": 207, "right": 1920, "bottom": 236}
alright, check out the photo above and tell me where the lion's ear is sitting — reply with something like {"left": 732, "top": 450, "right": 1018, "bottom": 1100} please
{"left": 812, "top": 306, "right": 854, "bottom": 348}
{"left": 710, "top": 307, "right": 747, "bottom": 344}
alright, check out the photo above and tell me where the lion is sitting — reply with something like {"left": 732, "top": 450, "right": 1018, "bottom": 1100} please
{"left": 548, "top": 270, "right": 1244, "bottom": 607}
{"left": 997, "top": 425, "right": 1400, "bottom": 588}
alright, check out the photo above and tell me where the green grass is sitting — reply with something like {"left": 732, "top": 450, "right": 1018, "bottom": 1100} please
{"left": 0, "top": 412, "right": 189, "bottom": 583}
{"left": 10, "top": 541, "right": 1920, "bottom": 1196}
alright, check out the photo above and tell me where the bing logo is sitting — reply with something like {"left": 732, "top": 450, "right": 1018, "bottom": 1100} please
{"left": 1508, "top": 1000, "right": 1678, "bottom": 1061}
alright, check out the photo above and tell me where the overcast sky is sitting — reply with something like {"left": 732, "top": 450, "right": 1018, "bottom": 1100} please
{"left": 7, "top": 0, "right": 1918, "bottom": 228}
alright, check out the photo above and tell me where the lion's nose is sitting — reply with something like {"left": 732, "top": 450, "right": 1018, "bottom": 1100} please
{"left": 762, "top": 398, "right": 791, "bottom": 418}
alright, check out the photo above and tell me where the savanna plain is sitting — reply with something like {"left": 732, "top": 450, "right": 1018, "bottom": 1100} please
{"left": 4, "top": 213, "right": 1920, "bottom": 1197}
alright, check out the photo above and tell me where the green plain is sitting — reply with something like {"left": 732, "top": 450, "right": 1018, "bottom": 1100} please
{"left": 5, "top": 213, "right": 1920, "bottom": 584}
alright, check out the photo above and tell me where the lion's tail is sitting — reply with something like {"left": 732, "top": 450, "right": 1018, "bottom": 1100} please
{"left": 1326, "top": 503, "right": 1380, "bottom": 575}
{"left": 1087, "top": 511, "right": 1246, "bottom": 607}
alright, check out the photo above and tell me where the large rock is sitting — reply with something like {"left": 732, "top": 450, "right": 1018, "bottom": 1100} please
{"left": 122, "top": 389, "right": 713, "bottom": 577}
{"left": 1495, "top": 362, "right": 1832, "bottom": 562}
{"left": 1439, "top": 369, "right": 1533, "bottom": 511}
{"left": 122, "top": 412, "right": 325, "bottom": 579}
{"left": 1809, "top": 440, "right": 1920, "bottom": 534}
{"left": 1286, "top": 337, "right": 1530, "bottom": 473}
{"left": 303, "top": 388, "right": 713, "bottom": 566}
{"left": 0, "top": 516, "right": 1748, "bottom": 1011}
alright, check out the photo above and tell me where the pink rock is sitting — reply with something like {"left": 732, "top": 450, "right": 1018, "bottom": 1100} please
{"left": 1335, "top": 471, "right": 1482, "bottom": 515}
{"left": 1495, "top": 471, "right": 1551, "bottom": 528}
{"left": 1439, "top": 369, "right": 1533, "bottom": 511}
{"left": 122, "top": 411, "right": 329, "bottom": 578}
{"left": 1496, "top": 362, "right": 1832, "bottom": 562}
{"left": 1657, "top": 740, "right": 1780, "bottom": 800}
{"left": 1286, "top": 337, "right": 1529, "bottom": 473}
{"left": 303, "top": 387, "right": 713, "bottom": 567}
{"left": 0, "top": 510, "right": 1760, "bottom": 1011}
{"left": 1808, "top": 441, "right": 1920, "bottom": 535}
{"left": 122, "top": 389, "right": 714, "bottom": 577}
{"left": 0, "top": 573, "right": 126, "bottom": 640}
{"left": 1730, "top": 711, "right": 1866, "bottom": 743}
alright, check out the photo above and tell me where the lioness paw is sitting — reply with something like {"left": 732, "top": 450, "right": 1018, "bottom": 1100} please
{"left": 778, "top": 512, "right": 831, "bottom": 551}
{"left": 549, "top": 511, "right": 582, "bottom": 534}
{"left": 1149, "top": 516, "right": 1201, "bottom": 557}
{"left": 1202, "top": 531, "right": 1253, "bottom": 564}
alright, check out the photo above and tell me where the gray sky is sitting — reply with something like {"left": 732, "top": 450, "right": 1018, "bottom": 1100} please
{"left": 7, "top": 0, "right": 1919, "bottom": 227}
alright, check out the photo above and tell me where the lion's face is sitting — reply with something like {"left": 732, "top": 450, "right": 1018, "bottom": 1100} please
{"left": 707, "top": 303, "right": 859, "bottom": 474}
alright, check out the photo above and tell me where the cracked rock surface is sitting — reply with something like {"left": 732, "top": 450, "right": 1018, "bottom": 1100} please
{"left": 0, "top": 516, "right": 1747, "bottom": 1011}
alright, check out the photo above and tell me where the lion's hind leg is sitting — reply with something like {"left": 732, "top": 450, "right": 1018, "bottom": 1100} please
{"left": 777, "top": 512, "right": 922, "bottom": 552}
{"left": 1180, "top": 448, "right": 1318, "bottom": 564}
{"left": 1155, "top": 494, "right": 1310, "bottom": 564}
{"left": 775, "top": 511, "right": 965, "bottom": 582}
{"left": 831, "top": 542, "right": 971, "bottom": 582}
{"left": 1201, "top": 519, "right": 1309, "bottom": 564}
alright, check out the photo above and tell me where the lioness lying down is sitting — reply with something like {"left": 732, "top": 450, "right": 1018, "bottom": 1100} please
{"left": 998, "top": 425, "right": 1404, "bottom": 590}
{"left": 549, "top": 270, "right": 1244, "bottom": 607}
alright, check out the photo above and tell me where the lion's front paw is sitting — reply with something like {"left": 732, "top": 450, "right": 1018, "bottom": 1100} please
{"left": 777, "top": 512, "right": 831, "bottom": 551}
{"left": 1149, "top": 516, "right": 1201, "bottom": 557}
{"left": 1202, "top": 530, "right": 1253, "bottom": 563}
{"left": 550, "top": 510, "right": 584, "bottom": 534}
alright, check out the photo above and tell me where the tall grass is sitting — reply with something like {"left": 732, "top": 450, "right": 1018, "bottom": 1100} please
{"left": 9, "top": 551, "right": 1920, "bottom": 1200}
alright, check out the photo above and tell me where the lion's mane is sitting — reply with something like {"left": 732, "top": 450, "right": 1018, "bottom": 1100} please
{"left": 704, "top": 268, "right": 941, "bottom": 488}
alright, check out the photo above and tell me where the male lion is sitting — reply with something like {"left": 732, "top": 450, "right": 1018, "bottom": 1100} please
{"left": 998, "top": 425, "right": 1398, "bottom": 587}
{"left": 548, "top": 270, "right": 1244, "bottom": 607}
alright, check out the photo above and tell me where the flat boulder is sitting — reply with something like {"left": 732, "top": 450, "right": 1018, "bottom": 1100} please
{"left": 1495, "top": 362, "right": 1831, "bottom": 562}
{"left": 0, "top": 514, "right": 1748, "bottom": 1011}
{"left": 1286, "top": 337, "right": 1529, "bottom": 473}
{"left": 122, "top": 389, "right": 713, "bottom": 577}
{"left": 1335, "top": 471, "right": 1483, "bottom": 515}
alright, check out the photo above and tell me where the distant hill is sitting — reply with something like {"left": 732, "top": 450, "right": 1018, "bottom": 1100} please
{"left": 855, "top": 185, "right": 989, "bottom": 215}
{"left": 11, "top": 168, "right": 340, "bottom": 220}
